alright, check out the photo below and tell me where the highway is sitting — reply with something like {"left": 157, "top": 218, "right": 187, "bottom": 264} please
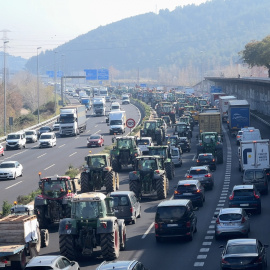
{"left": 35, "top": 114, "right": 270, "bottom": 270}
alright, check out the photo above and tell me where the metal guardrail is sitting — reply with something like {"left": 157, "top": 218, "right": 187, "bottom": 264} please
{"left": 250, "top": 112, "right": 270, "bottom": 127}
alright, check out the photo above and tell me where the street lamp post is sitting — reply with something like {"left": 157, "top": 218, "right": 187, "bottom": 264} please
{"left": 3, "top": 40, "right": 9, "bottom": 135}
{"left": 54, "top": 51, "right": 57, "bottom": 112}
{"left": 37, "top": 47, "right": 42, "bottom": 123}
{"left": 61, "top": 54, "right": 65, "bottom": 106}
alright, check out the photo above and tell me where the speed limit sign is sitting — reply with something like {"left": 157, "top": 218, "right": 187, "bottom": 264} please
{"left": 126, "top": 118, "right": 136, "bottom": 128}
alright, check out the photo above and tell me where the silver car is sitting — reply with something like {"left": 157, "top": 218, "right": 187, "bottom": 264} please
{"left": 214, "top": 208, "right": 250, "bottom": 239}
{"left": 170, "top": 147, "right": 182, "bottom": 167}
{"left": 25, "top": 255, "right": 79, "bottom": 270}
{"left": 185, "top": 166, "right": 214, "bottom": 190}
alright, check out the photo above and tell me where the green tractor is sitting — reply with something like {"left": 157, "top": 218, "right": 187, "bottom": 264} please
{"left": 154, "top": 117, "right": 167, "bottom": 141}
{"left": 147, "top": 145, "right": 175, "bottom": 180}
{"left": 140, "top": 120, "right": 163, "bottom": 145}
{"left": 80, "top": 154, "right": 119, "bottom": 193}
{"left": 129, "top": 156, "right": 169, "bottom": 200}
{"left": 197, "top": 132, "right": 223, "bottom": 164}
{"left": 110, "top": 136, "right": 141, "bottom": 172}
{"left": 59, "top": 192, "right": 126, "bottom": 261}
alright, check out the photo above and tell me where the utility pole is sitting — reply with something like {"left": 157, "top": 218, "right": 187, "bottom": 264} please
{"left": 54, "top": 51, "right": 57, "bottom": 113}
{"left": 37, "top": 47, "right": 42, "bottom": 123}
{"left": 3, "top": 40, "right": 9, "bottom": 135}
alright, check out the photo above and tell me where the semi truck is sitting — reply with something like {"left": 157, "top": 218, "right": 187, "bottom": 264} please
{"left": 108, "top": 111, "right": 126, "bottom": 134}
{"left": 81, "top": 96, "right": 91, "bottom": 110}
{"left": 59, "top": 105, "right": 87, "bottom": 136}
{"left": 239, "top": 140, "right": 270, "bottom": 172}
{"left": 198, "top": 112, "right": 222, "bottom": 137}
{"left": 210, "top": 92, "right": 226, "bottom": 107}
{"left": 219, "top": 95, "right": 237, "bottom": 122}
{"left": 93, "top": 97, "right": 106, "bottom": 116}
{"left": 227, "top": 99, "right": 250, "bottom": 136}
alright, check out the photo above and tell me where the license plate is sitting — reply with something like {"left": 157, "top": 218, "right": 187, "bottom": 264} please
{"left": 240, "top": 204, "right": 249, "bottom": 206}
{"left": 114, "top": 210, "right": 119, "bottom": 212}
{"left": 0, "top": 262, "right": 6, "bottom": 267}
{"left": 183, "top": 193, "right": 192, "bottom": 195}
{"left": 167, "top": 224, "right": 178, "bottom": 227}
{"left": 222, "top": 223, "right": 236, "bottom": 226}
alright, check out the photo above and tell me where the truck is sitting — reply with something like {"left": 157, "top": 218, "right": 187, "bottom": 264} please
{"left": 93, "top": 96, "right": 106, "bottom": 116}
{"left": 108, "top": 111, "right": 126, "bottom": 135}
{"left": 198, "top": 112, "right": 222, "bottom": 137}
{"left": 210, "top": 92, "right": 226, "bottom": 107}
{"left": 59, "top": 105, "right": 87, "bottom": 136}
{"left": 239, "top": 140, "right": 270, "bottom": 172}
{"left": 81, "top": 96, "right": 91, "bottom": 111}
{"left": 219, "top": 95, "right": 237, "bottom": 122}
{"left": 227, "top": 99, "right": 250, "bottom": 136}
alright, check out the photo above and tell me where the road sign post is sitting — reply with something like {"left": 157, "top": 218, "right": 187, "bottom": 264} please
{"left": 126, "top": 118, "right": 136, "bottom": 134}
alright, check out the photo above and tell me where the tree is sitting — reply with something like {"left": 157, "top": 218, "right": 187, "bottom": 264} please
{"left": 240, "top": 35, "right": 270, "bottom": 77}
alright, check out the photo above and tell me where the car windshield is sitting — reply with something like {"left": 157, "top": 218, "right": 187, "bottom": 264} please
{"left": 40, "top": 127, "right": 50, "bottom": 131}
{"left": 171, "top": 149, "right": 179, "bottom": 156}
{"left": 137, "top": 139, "right": 150, "bottom": 145}
{"left": 7, "top": 134, "right": 20, "bottom": 139}
{"left": 167, "top": 138, "right": 177, "bottom": 144}
{"left": 90, "top": 135, "right": 100, "bottom": 140}
{"left": 148, "top": 148, "right": 166, "bottom": 157}
{"left": 112, "top": 196, "right": 129, "bottom": 207}
{"left": 137, "top": 159, "right": 157, "bottom": 171}
{"left": 219, "top": 213, "right": 242, "bottom": 221}
{"left": 72, "top": 201, "right": 101, "bottom": 219}
{"left": 40, "top": 135, "right": 52, "bottom": 139}
{"left": 176, "top": 126, "right": 186, "bottom": 132}
{"left": 110, "top": 120, "right": 122, "bottom": 125}
{"left": 117, "top": 139, "right": 131, "bottom": 149}
{"left": 43, "top": 180, "right": 67, "bottom": 197}
{"left": 145, "top": 122, "right": 156, "bottom": 129}
{"left": 226, "top": 244, "right": 257, "bottom": 254}
{"left": 0, "top": 163, "right": 15, "bottom": 168}
{"left": 245, "top": 170, "right": 264, "bottom": 180}
{"left": 177, "top": 185, "right": 197, "bottom": 192}
{"left": 199, "top": 155, "right": 213, "bottom": 160}
{"left": 156, "top": 206, "right": 186, "bottom": 221}
{"left": 189, "top": 169, "right": 208, "bottom": 175}
{"left": 25, "top": 131, "right": 35, "bottom": 135}
{"left": 234, "top": 189, "right": 254, "bottom": 196}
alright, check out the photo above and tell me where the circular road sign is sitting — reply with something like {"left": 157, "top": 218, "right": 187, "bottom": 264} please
{"left": 126, "top": 118, "right": 136, "bottom": 128}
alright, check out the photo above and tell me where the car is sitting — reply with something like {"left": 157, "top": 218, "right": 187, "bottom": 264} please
{"left": 105, "top": 96, "right": 111, "bottom": 102}
{"left": 214, "top": 208, "right": 250, "bottom": 239}
{"left": 242, "top": 169, "right": 268, "bottom": 195}
{"left": 155, "top": 199, "right": 197, "bottom": 242}
{"left": 52, "top": 121, "right": 60, "bottom": 131}
{"left": 0, "top": 161, "right": 23, "bottom": 180}
{"left": 228, "top": 185, "right": 261, "bottom": 214}
{"left": 73, "top": 93, "right": 79, "bottom": 98}
{"left": 220, "top": 239, "right": 268, "bottom": 270}
{"left": 174, "top": 180, "right": 205, "bottom": 207}
{"left": 39, "top": 132, "right": 57, "bottom": 148}
{"left": 196, "top": 153, "right": 216, "bottom": 171}
{"left": 0, "top": 144, "right": 4, "bottom": 156}
{"left": 161, "top": 115, "right": 172, "bottom": 127}
{"left": 136, "top": 137, "right": 153, "bottom": 155}
{"left": 110, "top": 191, "right": 141, "bottom": 224}
{"left": 96, "top": 260, "right": 148, "bottom": 270}
{"left": 179, "top": 137, "right": 191, "bottom": 152}
{"left": 87, "top": 134, "right": 104, "bottom": 147}
{"left": 185, "top": 166, "right": 214, "bottom": 190}
{"left": 111, "top": 94, "right": 117, "bottom": 100}
{"left": 25, "top": 255, "right": 80, "bottom": 270}
{"left": 170, "top": 147, "right": 182, "bottom": 167}
{"left": 25, "top": 130, "right": 38, "bottom": 143}
{"left": 6, "top": 131, "right": 26, "bottom": 150}
{"left": 38, "top": 126, "right": 52, "bottom": 138}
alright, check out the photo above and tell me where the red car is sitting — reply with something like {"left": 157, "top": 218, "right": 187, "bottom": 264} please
{"left": 87, "top": 134, "right": 104, "bottom": 148}
{"left": 0, "top": 144, "right": 4, "bottom": 156}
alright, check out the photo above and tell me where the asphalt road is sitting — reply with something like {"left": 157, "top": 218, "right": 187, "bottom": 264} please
{"left": 0, "top": 98, "right": 141, "bottom": 204}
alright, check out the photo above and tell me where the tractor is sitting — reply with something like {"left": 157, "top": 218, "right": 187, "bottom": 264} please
{"left": 153, "top": 117, "right": 167, "bottom": 141}
{"left": 110, "top": 136, "right": 141, "bottom": 172}
{"left": 59, "top": 192, "right": 126, "bottom": 261}
{"left": 197, "top": 132, "right": 223, "bottom": 164}
{"left": 140, "top": 120, "right": 163, "bottom": 145}
{"left": 80, "top": 153, "right": 119, "bottom": 193}
{"left": 129, "top": 156, "right": 169, "bottom": 200}
{"left": 174, "top": 122, "right": 192, "bottom": 140}
{"left": 148, "top": 145, "right": 175, "bottom": 180}
{"left": 34, "top": 174, "right": 77, "bottom": 228}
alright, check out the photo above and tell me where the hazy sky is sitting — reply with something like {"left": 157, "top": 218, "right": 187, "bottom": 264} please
{"left": 1, "top": 0, "right": 208, "bottom": 59}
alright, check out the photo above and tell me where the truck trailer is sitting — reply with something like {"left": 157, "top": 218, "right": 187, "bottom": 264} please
{"left": 219, "top": 95, "right": 237, "bottom": 122}
{"left": 198, "top": 112, "right": 222, "bottom": 137}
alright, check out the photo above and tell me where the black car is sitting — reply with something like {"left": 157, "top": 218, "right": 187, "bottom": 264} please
{"left": 196, "top": 153, "right": 216, "bottom": 171}
{"left": 220, "top": 238, "right": 268, "bottom": 270}
{"left": 179, "top": 137, "right": 191, "bottom": 152}
{"left": 38, "top": 126, "right": 52, "bottom": 138}
{"left": 228, "top": 185, "right": 261, "bottom": 214}
{"left": 155, "top": 199, "right": 197, "bottom": 242}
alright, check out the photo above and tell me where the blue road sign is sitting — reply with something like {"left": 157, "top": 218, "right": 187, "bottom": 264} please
{"left": 57, "top": 71, "right": 63, "bottom": 77}
{"left": 140, "top": 83, "right": 147, "bottom": 87}
{"left": 46, "top": 71, "right": 54, "bottom": 78}
{"left": 85, "top": 69, "right": 97, "bottom": 80}
{"left": 98, "top": 69, "right": 109, "bottom": 80}
{"left": 99, "top": 81, "right": 103, "bottom": 85}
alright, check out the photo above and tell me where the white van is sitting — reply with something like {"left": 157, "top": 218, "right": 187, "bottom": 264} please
{"left": 136, "top": 137, "right": 153, "bottom": 155}
{"left": 108, "top": 111, "right": 126, "bottom": 135}
{"left": 25, "top": 130, "right": 38, "bottom": 143}
{"left": 122, "top": 95, "right": 130, "bottom": 105}
{"left": 236, "top": 127, "right": 255, "bottom": 145}
{"left": 241, "top": 129, "right": 261, "bottom": 142}
{"left": 6, "top": 132, "right": 26, "bottom": 150}
{"left": 111, "top": 102, "right": 121, "bottom": 111}
{"left": 170, "top": 147, "right": 182, "bottom": 167}
{"left": 39, "top": 132, "right": 56, "bottom": 148}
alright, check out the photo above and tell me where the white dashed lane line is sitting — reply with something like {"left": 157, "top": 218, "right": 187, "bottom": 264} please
{"left": 44, "top": 164, "right": 55, "bottom": 171}
{"left": 37, "top": 153, "right": 47, "bottom": 158}
{"left": 5, "top": 181, "right": 23, "bottom": 190}
{"left": 58, "top": 144, "right": 65, "bottom": 148}
{"left": 69, "top": 152, "right": 77, "bottom": 157}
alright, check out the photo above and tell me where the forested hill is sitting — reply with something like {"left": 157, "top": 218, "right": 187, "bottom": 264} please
{"left": 26, "top": 0, "right": 270, "bottom": 75}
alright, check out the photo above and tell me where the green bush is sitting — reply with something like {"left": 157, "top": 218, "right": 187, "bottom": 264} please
{"left": 2, "top": 200, "right": 13, "bottom": 217}
{"left": 16, "top": 189, "right": 41, "bottom": 205}
{"left": 65, "top": 165, "right": 80, "bottom": 178}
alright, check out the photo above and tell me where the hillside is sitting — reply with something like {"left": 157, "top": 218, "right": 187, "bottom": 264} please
{"left": 25, "top": 0, "right": 270, "bottom": 83}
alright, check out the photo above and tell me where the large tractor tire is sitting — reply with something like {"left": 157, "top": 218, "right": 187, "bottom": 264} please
{"left": 216, "top": 148, "right": 223, "bottom": 164}
{"left": 36, "top": 206, "right": 49, "bottom": 229}
{"left": 112, "top": 158, "right": 121, "bottom": 172}
{"left": 59, "top": 235, "right": 79, "bottom": 261}
{"left": 157, "top": 175, "right": 167, "bottom": 200}
{"left": 105, "top": 171, "right": 116, "bottom": 193}
{"left": 100, "top": 222, "right": 120, "bottom": 260}
{"left": 81, "top": 172, "right": 92, "bottom": 193}
{"left": 129, "top": 180, "right": 141, "bottom": 200}
{"left": 40, "top": 229, "right": 49, "bottom": 248}
{"left": 165, "top": 162, "right": 174, "bottom": 180}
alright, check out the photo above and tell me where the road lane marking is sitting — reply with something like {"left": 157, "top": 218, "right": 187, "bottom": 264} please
{"left": 93, "top": 130, "right": 101, "bottom": 135}
{"left": 44, "top": 164, "right": 55, "bottom": 170}
{"left": 192, "top": 154, "right": 196, "bottom": 161}
{"left": 69, "top": 152, "right": 77, "bottom": 157}
{"left": 58, "top": 144, "right": 65, "bottom": 148}
{"left": 5, "top": 181, "right": 23, "bottom": 190}
{"left": 37, "top": 153, "right": 47, "bottom": 158}
{"left": 95, "top": 125, "right": 98, "bottom": 127}
{"left": 142, "top": 222, "right": 154, "bottom": 239}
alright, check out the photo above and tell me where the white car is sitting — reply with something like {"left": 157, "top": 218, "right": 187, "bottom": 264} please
{"left": 39, "top": 132, "right": 56, "bottom": 148}
{"left": 0, "top": 161, "right": 23, "bottom": 180}
{"left": 136, "top": 137, "right": 153, "bottom": 155}
{"left": 170, "top": 147, "right": 182, "bottom": 167}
